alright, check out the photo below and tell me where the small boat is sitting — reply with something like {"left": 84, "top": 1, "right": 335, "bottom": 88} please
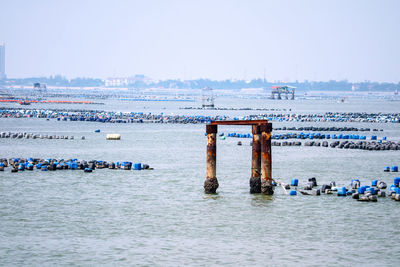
{"left": 337, "top": 97, "right": 345, "bottom": 103}
{"left": 18, "top": 100, "right": 31, "bottom": 105}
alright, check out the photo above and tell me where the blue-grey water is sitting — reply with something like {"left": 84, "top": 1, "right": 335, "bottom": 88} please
{"left": 1, "top": 98, "right": 400, "bottom": 266}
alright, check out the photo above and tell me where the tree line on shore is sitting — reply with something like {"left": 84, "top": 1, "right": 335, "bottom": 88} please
{"left": 1, "top": 75, "right": 398, "bottom": 92}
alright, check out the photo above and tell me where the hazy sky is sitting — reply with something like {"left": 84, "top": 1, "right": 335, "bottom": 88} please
{"left": 0, "top": 0, "right": 399, "bottom": 82}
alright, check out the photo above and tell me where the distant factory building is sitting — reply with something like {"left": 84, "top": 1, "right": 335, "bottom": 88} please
{"left": 0, "top": 42, "right": 6, "bottom": 80}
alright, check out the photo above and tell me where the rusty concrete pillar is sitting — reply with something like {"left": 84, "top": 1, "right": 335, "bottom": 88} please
{"left": 260, "top": 123, "right": 273, "bottom": 195}
{"left": 204, "top": 124, "right": 219, "bottom": 193}
{"left": 250, "top": 125, "right": 261, "bottom": 193}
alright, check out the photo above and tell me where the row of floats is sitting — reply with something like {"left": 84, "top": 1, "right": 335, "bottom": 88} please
{"left": 0, "top": 107, "right": 226, "bottom": 124}
{"left": 281, "top": 177, "right": 400, "bottom": 202}
{"left": 1, "top": 107, "right": 400, "bottom": 124}
{"left": 1, "top": 131, "right": 79, "bottom": 140}
{"left": 219, "top": 133, "right": 400, "bottom": 151}
{"left": 0, "top": 99, "right": 95, "bottom": 104}
{"left": 273, "top": 126, "right": 380, "bottom": 132}
{"left": 385, "top": 166, "right": 398, "bottom": 172}
{"left": 0, "top": 131, "right": 120, "bottom": 141}
{"left": 270, "top": 140, "right": 400, "bottom": 151}
{"left": 222, "top": 132, "right": 386, "bottom": 141}
{"left": 0, "top": 158, "right": 152, "bottom": 173}
{"left": 246, "top": 111, "right": 400, "bottom": 123}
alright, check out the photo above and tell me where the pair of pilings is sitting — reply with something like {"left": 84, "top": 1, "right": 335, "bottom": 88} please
{"left": 204, "top": 122, "right": 273, "bottom": 194}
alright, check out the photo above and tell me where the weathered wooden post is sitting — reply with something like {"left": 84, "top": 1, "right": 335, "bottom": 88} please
{"left": 204, "top": 124, "right": 219, "bottom": 193}
{"left": 260, "top": 123, "right": 273, "bottom": 195}
{"left": 250, "top": 125, "right": 261, "bottom": 193}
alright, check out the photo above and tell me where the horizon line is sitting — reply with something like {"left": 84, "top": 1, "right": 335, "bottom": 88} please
{"left": 2, "top": 76, "right": 399, "bottom": 84}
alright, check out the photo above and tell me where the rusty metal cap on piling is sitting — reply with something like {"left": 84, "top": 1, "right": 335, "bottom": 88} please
{"left": 206, "top": 124, "right": 218, "bottom": 134}
{"left": 260, "top": 123, "right": 272, "bottom": 133}
{"left": 209, "top": 120, "right": 268, "bottom": 126}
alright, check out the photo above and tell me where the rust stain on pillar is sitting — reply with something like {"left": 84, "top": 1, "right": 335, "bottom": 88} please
{"left": 260, "top": 123, "right": 273, "bottom": 195}
{"left": 251, "top": 125, "right": 261, "bottom": 178}
{"left": 250, "top": 125, "right": 261, "bottom": 193}
{"left": 204, "top": 124, "right": 219, "bottom": 193}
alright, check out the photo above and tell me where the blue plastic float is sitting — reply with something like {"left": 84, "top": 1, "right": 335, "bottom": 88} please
{"left": 384, "top": 166, "right": 390, "bottom": 172}
{"left": 337, "top": 187, "right": 347, "bottom": 196}
{"left": 134, "top": 163, "right": 142, "bottom": 170}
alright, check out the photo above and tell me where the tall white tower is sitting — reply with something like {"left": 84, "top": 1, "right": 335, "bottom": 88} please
{"left": 0, "top": 42, "right": 5, "bottom": 80}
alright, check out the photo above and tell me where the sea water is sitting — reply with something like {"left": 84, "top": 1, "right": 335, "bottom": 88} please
{"left": 0, "top": 98, "right": 399, "bottom": 266}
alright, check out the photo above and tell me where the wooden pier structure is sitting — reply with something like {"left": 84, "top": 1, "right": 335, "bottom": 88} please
{"left": 204, "top": 120, "right": 273, "bottom": 195}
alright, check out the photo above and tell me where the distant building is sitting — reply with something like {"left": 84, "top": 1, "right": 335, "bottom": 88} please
{"left": 202, "top": 87, "right": 215, "bottom": 108}
{"left": 33, "top": 82, "right": 47, "bottom": 93}
{"left": 270, "top": 86, "right": 295, "bottom": 100}
{"left": 0, "top": 42, "right": 5, "bottom": 80}
{"left": 105, "top": 75, "right": 152, "bottom": 87}
{"left": 105, "top": 77, "right": 129, "bottom": 87}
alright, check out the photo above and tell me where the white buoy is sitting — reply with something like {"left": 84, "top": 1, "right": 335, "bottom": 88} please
{"left": 106, "top": 134, "right": 121, "bottom": 140}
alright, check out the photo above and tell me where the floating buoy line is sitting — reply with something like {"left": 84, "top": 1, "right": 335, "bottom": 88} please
{"left": 0, "top": 158, "right": 152, "bottom": 173}
{"left": 276, "top": 177, "right": 400, "bottom": 202}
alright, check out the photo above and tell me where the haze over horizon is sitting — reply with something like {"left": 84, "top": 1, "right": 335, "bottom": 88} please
{"left": 0, "top": 0, "right": 399, "bottom": 82}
